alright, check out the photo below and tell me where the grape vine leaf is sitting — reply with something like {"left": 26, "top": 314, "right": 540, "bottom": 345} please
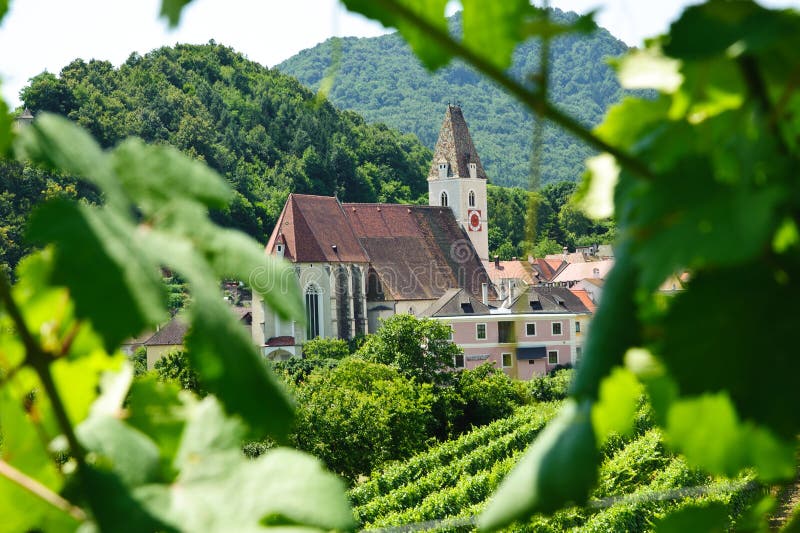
{"left": 341, "top": 0, "right": 450, "bottom": 70}
{"left": 653, "top": 501, "right": 728, "bottom": 533}
{"left": 591, "top": 367, "right": 641, "bottom": 444}
{"left": 134, "top": 396, "right": 356, "bottom": 532}
{"left": 27, "top": 200, "right": 167, "bottom": 350}
{"left": 479, "top": 400, "right": 597, "bottom": 531}
{"left": 0, "top": 387, "right": 76, "bottom": 532}
{"left": 461, "top": 0, "right": 530, "bottom": 69}
{"left": 160, "top": 0, "right": 192, "bottom": 28}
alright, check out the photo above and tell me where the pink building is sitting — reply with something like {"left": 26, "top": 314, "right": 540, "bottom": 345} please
{"left": 421, "top": 285, "right": 592, "bottom": 379}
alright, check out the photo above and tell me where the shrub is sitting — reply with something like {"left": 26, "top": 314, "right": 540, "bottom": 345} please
{"left": 302, "top": 337, "right": 350, "bottom": 360}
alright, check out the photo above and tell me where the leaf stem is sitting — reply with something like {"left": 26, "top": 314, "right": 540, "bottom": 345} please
{"left": 370, "top": 0, "right": 656, "bottom": 180}
{"left": 0, "top": 459, "right": 87, "bottom": 522}
{"left": 0, "top": 272, "right": 96, "bottom": 520}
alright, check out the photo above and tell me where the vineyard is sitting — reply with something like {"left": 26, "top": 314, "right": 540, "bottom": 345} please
{"left": 350, "top": 401, "right": 763, "bottom": 531}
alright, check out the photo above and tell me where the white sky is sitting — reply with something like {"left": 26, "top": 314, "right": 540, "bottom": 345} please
{"left": 1, "top": 0, "right": 799, "bottom": 108}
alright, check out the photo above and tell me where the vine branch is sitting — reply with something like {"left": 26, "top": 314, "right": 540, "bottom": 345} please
{"left": 0, "top": 460, "right": 87, "bottom": 522}
{"left": 0, "top": 272, "right": 96, "bottom": 522}
{"left": 370, "top": 0, "right": 656, "bottom": 180}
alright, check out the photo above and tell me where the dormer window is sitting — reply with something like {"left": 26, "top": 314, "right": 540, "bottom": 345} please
{"left": 438, "top": 161, "right": 449, "bottom": 179}
{"left": 441, "top": 191, "right": 449, "bottom": 207}
{"left": 468, "top": 190, "right": 476, "bottom": 207}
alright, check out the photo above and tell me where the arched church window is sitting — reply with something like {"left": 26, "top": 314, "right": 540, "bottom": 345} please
{"left": 441, "top": 191, "right": 448, "bottom": 207}
{"left": 468, "top": 190, "right": 476, "bottom": 207}
{"left": 305, "top": 284, "right": 322, "bottom": 339}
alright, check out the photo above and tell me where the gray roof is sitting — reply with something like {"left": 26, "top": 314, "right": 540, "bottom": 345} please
{"left": 507, "top": 285, "right": 592, "bottom": 314}
{"left": 422, "top": 288, "right": 492, "bottom": 317}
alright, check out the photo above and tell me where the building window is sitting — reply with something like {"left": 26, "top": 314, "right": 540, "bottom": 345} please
{"left": 454, "top": 353, "right": 465, "bottom": 368}
{"left": 468, "top": 190, "right": 476, "bottom": 207}
{"left": 448, "top": 326, "right": 454, "bottom": 341}
{"left": 552, "top": 321, "right": 562, "bottom": 335}
{"left": 498, "top": 321, "right": 514, "bottom": 343}
{"left": 575, "top": 321, "right": 581, "bottom": 333}
{"left": 502, "top": 353, "right": 512, "bottom": 367}
{"left": 526, "top": 322, "right": 536, "bottom": 336}
{"left": 305, "top": 284, "right": 322, "bottom": 339}
{"left": 441, "top": 191, "right": 449, "bottom": 207}
{"left": 476, "top": 323, "right": 487, "bottom": 340}
{"left": 576, "top": 346, "right": 582, "bottom": 361}
{"left": 548, "top": 350, "right": 559, "bottom": 364}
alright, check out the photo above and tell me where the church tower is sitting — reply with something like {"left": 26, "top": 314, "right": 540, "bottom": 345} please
{"left": 428, "top": 104, "right": 489, "bottom": 261}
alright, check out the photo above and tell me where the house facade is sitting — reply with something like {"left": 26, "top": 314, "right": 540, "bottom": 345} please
{"left": 423, "top": 285, "right": 591, "bottom": 379}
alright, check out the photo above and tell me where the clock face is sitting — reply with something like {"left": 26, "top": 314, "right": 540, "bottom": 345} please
{"left": 468, "top": 209, "right": 481, "bottom": 231}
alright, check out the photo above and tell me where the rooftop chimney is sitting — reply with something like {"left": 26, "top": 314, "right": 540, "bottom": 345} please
{"left": 494, "top": 255, "right": 500, "bottom": 268}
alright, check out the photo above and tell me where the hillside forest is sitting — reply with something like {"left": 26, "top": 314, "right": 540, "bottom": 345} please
{"left": 2, "top": 41, "right": 612, "bottom": 270}
{"left": 279, "top": 10, "right": 629, "bottom": 189}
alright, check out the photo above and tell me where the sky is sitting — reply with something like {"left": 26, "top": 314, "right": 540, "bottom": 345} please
{"left": 1, "top": 0, "right": 799, "bottom": 108}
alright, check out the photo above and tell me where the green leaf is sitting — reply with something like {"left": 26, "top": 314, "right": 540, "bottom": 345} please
{"left": 200, "top": 228, "right": 304, "bottom": 322}
{"left": 571, "top": 248, "right": 641, "bottom": 400}
{"left": 135, "top": 396, "right": 355, "bottom": 532}
{"left": 52, "top": 352, "right": 124, "bottom": 426}
{"left": 666, "top": 393, "right": 794, "bottom": 481}
{"left": 462, "top": 0, "right": 530, "bottom": 70}
{"left": 479, "top": 400, "right": 598, "bottom": 531}
{"left": 657, "top": 264, "right": 800, "bottom": 441}
{"left": 654, "top": 501, "right": 728, "bottom": 533}
{"left": 580, "top": 153, "right": 619, "bottom": 219}
{"left": 615, "top": 48, "right": 683, "bottom": 93}
{"left": 77, "top": 416, "right": 162, "bottom": 487}
{"left": 159, "top": 0, "right": 193, "bottom": 28}
{"left": 0, "top": 0, "right": 9, "bottom": 24}
{"left": 341, "top": 0, "right": 450, "bottom": 70}
{"left": 146, "top": 230, "right": 294, "bottom": 440}
{"left": 0, "top": 387, "right": 74, "bottom": 532}
{"left": 111, "top": 138, "right": 232, "bottom": 213}
{"left": 27, "top": 201, "right": 167, "bottom": 350}
{"left": 81, "top": 465, "right": 171, "bottom": 533}
{"left": 126, "top": 377, "right": 186, "bottom": 477}
{"left": 591, "top": 367, "right": 641, "bottom": 444}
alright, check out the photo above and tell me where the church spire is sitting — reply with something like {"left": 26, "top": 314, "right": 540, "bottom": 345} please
{"left": 428, "top": 104, "right": 487, "bottom": 181}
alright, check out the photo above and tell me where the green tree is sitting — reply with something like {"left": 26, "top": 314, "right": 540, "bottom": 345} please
{"left": 291, "top": 358, "right": 435, "bottom": 481}
{"left": 153, "top": 349, "right": 202, "bottom": 394}
{"left": 456, "top": 363, "right": 526, "bottom": 427}
{"left": 356, "top": 314, "right": 462, "bottom": 384}
{"left": 302, "top": 337, "right": 350, "bottom": 360}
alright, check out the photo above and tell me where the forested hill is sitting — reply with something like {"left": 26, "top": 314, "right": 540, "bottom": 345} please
{"left": 16, "top": 43, "right": 432, "bottom": 240}
{"left": 278, "top": 9, "right": 629, "bottom": 189}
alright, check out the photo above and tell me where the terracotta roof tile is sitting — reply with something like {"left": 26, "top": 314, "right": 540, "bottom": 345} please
{"left": 266, "top": 194, "right": 368, "bottom": 263}
{"left": 267, "top": 336, "right": 295, "bottom": 347}
{"left": 482, "top": 260, "right": 536, "bottom": 284}
{"left": 569, "top": 289, "right": 597, "bottom": 313}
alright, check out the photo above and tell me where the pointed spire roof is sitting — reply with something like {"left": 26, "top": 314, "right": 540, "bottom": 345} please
{"left": 428, "top": 104, "right": 487, "bottom": 180}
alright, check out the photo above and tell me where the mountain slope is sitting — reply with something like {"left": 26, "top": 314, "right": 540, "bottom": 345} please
{"left": 15, "top": 43, "right": 431, "bottom": 234}
{"left": 278, "top": 9, "right": 629, "bottom": 189}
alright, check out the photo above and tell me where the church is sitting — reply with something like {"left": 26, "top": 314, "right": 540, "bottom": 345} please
{"left": 252, "top": 105, "right": 495, "bottom": 359}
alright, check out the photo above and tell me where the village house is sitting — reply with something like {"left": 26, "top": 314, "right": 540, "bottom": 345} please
{"left": 251, "top": 104, "right": 596, "bottom": 378}
{"left": 422, "top": 285, "right": 593, "bottom": 380}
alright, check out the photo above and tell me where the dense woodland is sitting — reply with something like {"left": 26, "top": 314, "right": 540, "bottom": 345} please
{"left": 1, "top": 41, "right": 612, "bottom": 270}
{"left": 279, "top": 10, "right": 629, "bottom": 189}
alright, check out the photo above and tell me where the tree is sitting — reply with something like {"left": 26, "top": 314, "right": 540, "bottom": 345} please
{"left": 355, "top": 314, "right": 462, "bottom": 384}
{"left": 301, "top": 337, "right": 350, "bottom": 360}
{"left": 291, "top": 358, "right": 435, "bottom": 481}
{"left": 456, "top": 363, "right": 526, "bottom": 427}
{"left": 153, "top": 349, "right": 202, "bottom": 394}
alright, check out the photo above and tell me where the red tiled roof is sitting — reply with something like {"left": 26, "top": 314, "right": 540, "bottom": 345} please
{"left": 570, "top": 289, "right": 597, "bottom": 313}
{"left": 483, "top": 260, "right": 536, "bottom": 285}
{"left": 266, "top": 336, "right": 295, "bottom": 347}
{"left": 265, "top": 194, "right": 368, "bottom": 263}
{"left": 552, "top": 260, "right": 614, "bottom": 284}
{"left": 345, "top": 204, "right": 495, "bottom": 301}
